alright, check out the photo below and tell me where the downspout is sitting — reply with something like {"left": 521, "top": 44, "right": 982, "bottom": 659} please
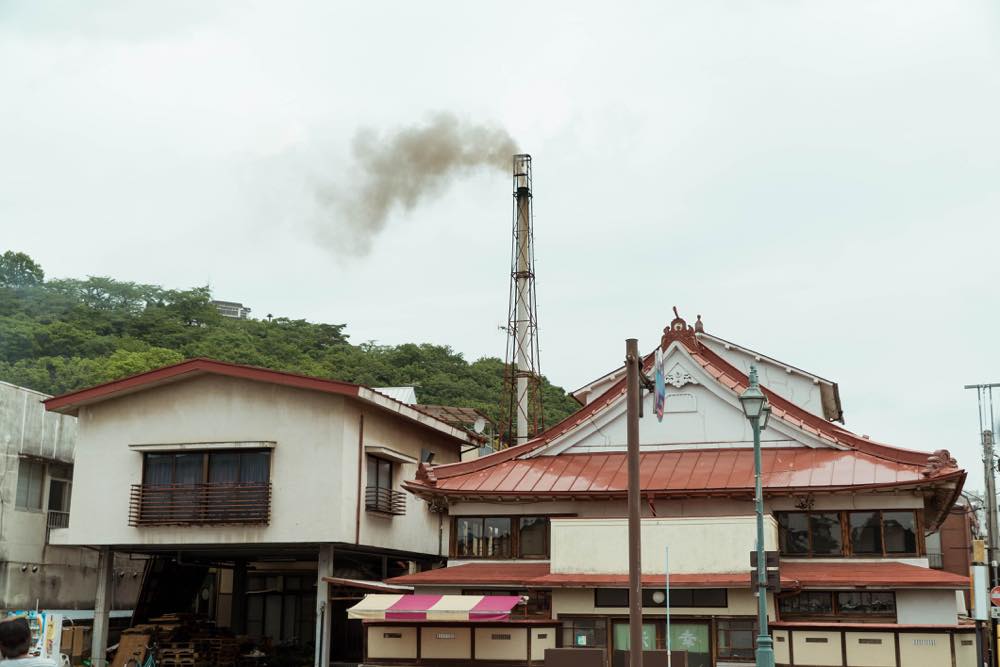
{"left": 354, "top": 414, "right": 364, "bottom": 545}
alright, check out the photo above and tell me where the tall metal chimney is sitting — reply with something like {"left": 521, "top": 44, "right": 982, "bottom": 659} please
{"left": 502, "top": 154, "right": 543, "bottom": 446}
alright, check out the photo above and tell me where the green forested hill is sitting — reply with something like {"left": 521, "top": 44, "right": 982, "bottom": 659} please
{"left": 0, "top": 251, "right": 580, "bottom": 437}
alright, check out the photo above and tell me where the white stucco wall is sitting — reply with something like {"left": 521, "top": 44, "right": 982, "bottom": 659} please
{"left": 895, "top": 589, "right": 960, "bottom": 625}
{"left": 550, "top": 516, "right": 778, "bottom": 574}
{"left": 51, "top": 375, "right": 459, "bottom": 554}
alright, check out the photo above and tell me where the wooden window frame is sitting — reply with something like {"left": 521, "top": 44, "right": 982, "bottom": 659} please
{"left": 777, "top": 590, "right": 897, "bottom": 620}
{"left": 775, "top": 510, "right": 923, "bottom": 558}
{"left": 449, "top": 515, "right": 551, "bottom": 559}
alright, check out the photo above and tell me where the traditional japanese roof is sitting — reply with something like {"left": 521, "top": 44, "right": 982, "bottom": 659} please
{"left": 404, "top": 314, "right": 965, "bottom": 518}
{"left": 43, "top": 357, "right": 478, "bottom": 446}
{"left": 388, "top": 561, "right": 969, "bottom": 590}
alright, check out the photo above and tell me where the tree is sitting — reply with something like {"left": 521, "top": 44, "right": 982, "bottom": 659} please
{"left": 0, "top": 251, "right": 44, "bottom": 287}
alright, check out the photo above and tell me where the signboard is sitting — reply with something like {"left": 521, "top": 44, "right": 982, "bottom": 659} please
{"left": 992, "top": 586, "right": 1000, "bottom": 607}
{"left": 972, "top": 565, "right": 990, "bottom": 621}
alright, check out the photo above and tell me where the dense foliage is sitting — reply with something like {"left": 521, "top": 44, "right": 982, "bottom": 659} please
{"left": 0, "top": 254, "right": 580, "bottom": 440}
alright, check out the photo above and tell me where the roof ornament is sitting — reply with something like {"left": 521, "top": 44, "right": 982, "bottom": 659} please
{"left": 661, "top": 307, "right": 700, "bottom": 351}
{"left": 922, "top": 449, "right": 958, "bottom": 478}
{"left": 416, "top": 461, "right": 438, "bottom": 486}
{"left": 694, "top": 314, "right": 704, "bottom": 333}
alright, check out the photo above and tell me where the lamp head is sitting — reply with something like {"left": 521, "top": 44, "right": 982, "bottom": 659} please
{"left": 739, "top": 365, "right": 767, "bottom": 420}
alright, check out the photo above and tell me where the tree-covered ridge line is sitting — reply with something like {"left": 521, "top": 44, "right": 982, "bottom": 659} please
{"left": 0, "top": 251, "right": 580, "bottom": 434}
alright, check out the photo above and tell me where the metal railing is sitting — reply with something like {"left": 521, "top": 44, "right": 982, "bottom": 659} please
{"left": 128, "top": 482, "right": 271, "bottom": 526}
{"left": 365, "top": 486, "right": 406, "bottom": 515}
{"left": 47, "top": 510, "right": 70, "bottom": 529}
{"left": 927, "top": 552, "right": 944, "bottom": 569}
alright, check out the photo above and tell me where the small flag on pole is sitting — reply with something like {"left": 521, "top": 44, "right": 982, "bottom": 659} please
{"left": 655, "top": 348, "right": 666, "bottom": 421}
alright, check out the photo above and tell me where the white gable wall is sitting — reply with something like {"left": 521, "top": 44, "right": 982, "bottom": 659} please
{"left": 699, "top": 336, "right": 829, "bottom": 420}
{"left": 538, "top": 343, "right": 837, "bottom": 456}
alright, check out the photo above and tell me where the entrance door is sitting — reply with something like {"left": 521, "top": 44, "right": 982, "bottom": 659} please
{"left": 328, "top": 598, "right": 364, "bottom": 663}
{"left": 668, "top": 622, "right": 711, "bottom": 667}
{"left": 611, "top": 622, "right": 658, "bottom": 667}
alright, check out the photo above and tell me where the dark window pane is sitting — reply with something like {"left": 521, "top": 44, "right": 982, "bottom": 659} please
{"left": 367, "top": 457, "right": 377, "bottom": 487}
{"left": 455, "top": 518, "right": 483, "bottom": 557}
{"left": 174, "top": 453, "right": 203, "bottom": 484}
{"left": 484, "top": 517, "right": 512, "bottom": 557}
{"left": 882, "top": 511, "right": 917, "bottom": 554}
{"left": 691, "top": 589, "right": 727, "bottom": 607}
{"left": 519, "top": 517, "right": 549, "bottom": 557}
{"left": 669, "top": 589, "right": 693, "bottom": 607}
{"left": 778, "top": 513, "right": 809, "bottom": 554}
{"left": 378, "top": 459, "right": 392, "bottom": 490}
{"left": 209, "top": 453, "right": 240, "bottom": 483}
{"left": 241, "top": 451, "right": 270, "bottom": 483}
{"left": 810, "top": 513, "right": 843, "bottom": 555}
{"left": 837, "top": 591, "right": 895, "bottom": 615}
{"left": 850, "top": 512, "right": 883, "bottom": 554}
{"left": 717, "top": 619, "right": 756, "bottom": 660}
{"left": 563, "top": 618, "right": 607, "bottom": 648}
{"left": 595, "top": 589, "right": 629, "bottom": 607}
{"left": 144, "top": 454, "right": 173, "bottom": 485}
{"left": 778, "top": 592, "right": 833, "bottom": 615}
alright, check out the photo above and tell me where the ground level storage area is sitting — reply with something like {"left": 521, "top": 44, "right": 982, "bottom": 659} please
{"left": 364, "top": 621, "right": 560, "bottom": 664}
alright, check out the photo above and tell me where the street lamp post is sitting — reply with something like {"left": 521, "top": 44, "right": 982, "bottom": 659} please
{"left": 739, "top": 365, "right": 774, "bottom": 667}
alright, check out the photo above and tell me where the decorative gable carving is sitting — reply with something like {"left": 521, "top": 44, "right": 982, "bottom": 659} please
{"left": 664, "top": 363, "right": 699, "bottom": 388}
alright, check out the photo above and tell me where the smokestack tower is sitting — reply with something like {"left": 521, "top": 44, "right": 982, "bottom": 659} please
{"left": 502, "top": 154, "right": 543, "bottom": 447}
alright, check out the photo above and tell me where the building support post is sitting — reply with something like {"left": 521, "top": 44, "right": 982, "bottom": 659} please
{"left": 91, "top": 546, "right": 114, "bottom": 667}
{"left": 625, "top": 338, "right": 643, "bottom": 667}
{"left": 315, "top": 544, "right": 335, "bottom": 667}
{"left": 231, "top": 560, "right": 247, "bottom": 634}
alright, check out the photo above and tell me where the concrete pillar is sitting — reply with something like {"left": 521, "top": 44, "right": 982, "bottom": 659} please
{"left": 231, "top": 560, "right": 247, "bottom": 634}
{"left": 91, "top": 547, "right": 114, "bottom": 667}
{"left": 315, "top": 544, "right": 334, "bottom": 667}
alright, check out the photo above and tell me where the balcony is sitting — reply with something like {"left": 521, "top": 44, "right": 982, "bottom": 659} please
{"left": 365, "top": 486, "right": 406, "bottom": 515}
{"left": 47, "top": 510, "right": 70, "bottom": 529}
{"left": 128, "top": 482, "right": 271, "bottom": 526}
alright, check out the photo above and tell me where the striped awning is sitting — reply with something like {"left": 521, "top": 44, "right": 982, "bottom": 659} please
{"left": 347, "top": 594, "right": 524, "bottom": 622}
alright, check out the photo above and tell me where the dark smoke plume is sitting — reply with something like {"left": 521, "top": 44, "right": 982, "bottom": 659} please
{"left": 318, "top": 113, "right": 518, "bottom": 255}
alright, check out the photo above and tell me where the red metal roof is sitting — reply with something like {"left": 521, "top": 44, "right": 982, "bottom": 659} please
{"left": 406, "top": 447, "right": 963, "bottom": 498}
{"left": 388, "top": 561, "right": 968, "bottom": 590}
{"left": 406, "top": 320, "right": 964, "bottom": 504}
{"left": 42, "top": 358, "right": 474, "bottom": 444}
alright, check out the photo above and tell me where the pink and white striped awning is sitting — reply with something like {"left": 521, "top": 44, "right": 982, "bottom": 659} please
{"left": 347, "top": 594, "right": 524, "bottom": 622}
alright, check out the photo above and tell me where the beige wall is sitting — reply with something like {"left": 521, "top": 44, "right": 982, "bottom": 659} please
{"left": 551, "top": 516, "right": 777, "bottom": 575}
{"left": 895, "top": 589, "right": 959, "bottom": 625}
{"left": 51, "top": 375, "right": 460, "bottom": 553}
{"left": 955, "top": 632, "right": 978, "bottom": 667}
{"left": 898, "top": 632, "right": 951, "bottom": 666}
{"left": 791, "top": 630, "right": 843, "bottom": 666}
{"left": 474, "top": 626, "right": 528, "bottom": 661}
{"left": 419, "top": 627, "right": 471, "bottom": 659}
{"left": 773, "top": 629, "right": 790, "bottom": 664}
{"left": 532, "top": 627, "right": 556, "bottom": 661}
{"left": 367, "top": 626, "right": 417, "bottom": 659}
{"left": 844, "top": 631, "right": 895, "bottom": 667}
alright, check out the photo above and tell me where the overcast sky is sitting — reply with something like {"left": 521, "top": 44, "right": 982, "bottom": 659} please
{"left": 3, "top": 1, "right": 1000, "bottom": 488}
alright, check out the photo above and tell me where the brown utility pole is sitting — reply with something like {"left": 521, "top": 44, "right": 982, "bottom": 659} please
{"left": 626, "top": 338, "right": 643, "bottom": 667}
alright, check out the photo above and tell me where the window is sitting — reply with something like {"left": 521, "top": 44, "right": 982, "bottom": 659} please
{"left": 776, "top": 510, "right": 919, "bottom": 557}
{"left": 849, "top": 511, "right": 882, "bottom": 555}
{"left": 519, "top": 517, "right": 548, "bottom": 558}
{"left": 561, "top": 618, "right": 607, "bottom": 648}
{"left": 367, "top": 455, "right": 393, "bottom": 491}
{"left": 47, "top": 466, "right": 71, "bottom": 529}
{"left": 717, "top": 619, "right": 756, "bottom": 660}
{"left": 451, "top": 516, "right": 549, "bottom": 558}
{"left": 245, "top": 574, "right": 315, "bottom": 643}
{"left": 462, "top": 589, "right": 551, "bottom": 618}
{"left": 779, "top": 591, "right": 896, "bottom": 618}
{"left": 133, "top": 450, "right": 271, "bottom": 525}
{"left": 595, "top": 588, "right": 727, "bottom": 608}
{"left": 15, "top": 459, "right": 45, "bottom": 511}
{"left": 777, "top": 512, "right": 842, "bottom": 556}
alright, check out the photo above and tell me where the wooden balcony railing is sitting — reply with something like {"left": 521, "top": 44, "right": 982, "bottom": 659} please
{"left": 365, "top": 486, "right": 406, "bottom": 515}
{"left": 128, "top": 482, "right": 271, "bottom": 526}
